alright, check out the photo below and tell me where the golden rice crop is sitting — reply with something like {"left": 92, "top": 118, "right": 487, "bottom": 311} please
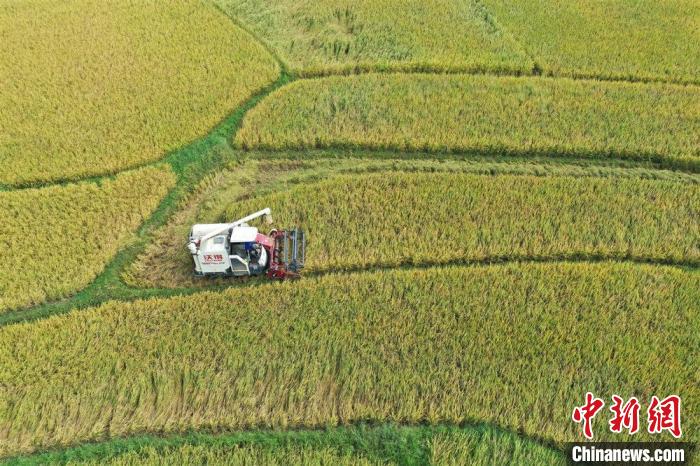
{"left": 226, "top": 172, "right": 700, "bottom": 269}
{"left": 0, "top": 166, "right": 175, "bottom": 313}
{"left": 482, "top": 0, "right": 700, "bottom": 84}
{"left": 214, "top": 0, "right": 532, "bottom": 76}
{"left": 0, "top": 0, "right": 278, "bottom": 185}
{"left": 429, "top": 429, "right": 564, "bottom": 466}
{"left": 126, "top": 165, "right": 699, "bottom": 288}
{"left": 0, "top": 262, "right": 696, "bottom": 457}
{"left": 235, "top": 74, "right": 700, "bottom": 169}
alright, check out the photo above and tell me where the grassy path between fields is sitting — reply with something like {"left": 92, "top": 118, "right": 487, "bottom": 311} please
{"left": 3, "top": 4, "right": 698, "bottom": 463}
{"left": 0, "top": 423, "right": 566, "bottom": 465}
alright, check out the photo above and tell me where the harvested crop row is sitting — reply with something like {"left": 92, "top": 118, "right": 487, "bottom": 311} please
{"left": 236, "top": 74, "right": 700, "bottom": 169}
{"left": 0, "top": 166, "right": 175, "bottom": 313}
{"left": 214, "top": 0, "right": 532, "bottom": 76}
{"left": 482, "top": 0, "right": 700, "bottom": 84}
{"left": 0, "top": 262, "right": 696, "bottom": 456}
{"left": 0, "top": 0, "right": 278, "bottom": 185}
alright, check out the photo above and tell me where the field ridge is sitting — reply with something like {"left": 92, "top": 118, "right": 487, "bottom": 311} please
{"left": 0, "top": 422, "right": 564, "bottom": 465}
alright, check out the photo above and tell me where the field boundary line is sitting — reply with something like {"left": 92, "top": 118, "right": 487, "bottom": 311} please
{"left": 0, "top": 421, "right": 564, "bottom": 465}
{"left": 1, "top": 257, "right": 695, "bottom": 328}
{"left": 241, "top": 144, "right": 700, "bottom": 175}
{"left": 208, "top": 0, "right": 291, "bottom": 75}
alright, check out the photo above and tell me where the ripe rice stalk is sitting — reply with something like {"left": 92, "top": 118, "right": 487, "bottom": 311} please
{"left": 235, "top": 74, "right": 700, "bottom": 170}
{"left": 0, "top": 0, "right": 278, "bottom": 185}
{"left": 228, "top": 172, "right": 700, "bottom": 270}
{"left": 482, "top": 0, "right": 700, "bottom": 84}
{"left": 0, "top": 262, "right": 696, "bottom": 457}
{"left": 0, "top": 166, "right": 175, "bottom": 313}
{"left": 213, "top": 0, "right": 532, "bottom": 76}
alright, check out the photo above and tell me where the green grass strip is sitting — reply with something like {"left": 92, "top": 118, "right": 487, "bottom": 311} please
{"left": 1, "top": 424, "right": 564, "bottom": 465}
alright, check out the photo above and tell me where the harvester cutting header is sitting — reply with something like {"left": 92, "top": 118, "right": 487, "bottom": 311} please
{"left": 187, "top": 208, "right": 305, "bottom": 279}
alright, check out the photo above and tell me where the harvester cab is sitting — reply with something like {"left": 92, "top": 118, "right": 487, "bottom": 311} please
{"left": 187, "top": 208, "right": 305, "bottom": 279}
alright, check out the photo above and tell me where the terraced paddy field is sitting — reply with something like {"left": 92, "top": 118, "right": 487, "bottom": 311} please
{"left": 0, "top": 0, "right": 278, "bottom": 185}
{"left": 125, "top": 158, "right": 700, "bottom": 288}
{"left": 2, "top": 0, "right": 698, "bottom": 463}
{"left": 1, "top": 263, "right": 697, "bottom": 458}
{"left": 236, "top": 74, "right": 700, "bottom": 170}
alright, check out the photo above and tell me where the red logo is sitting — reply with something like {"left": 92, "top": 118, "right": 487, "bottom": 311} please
{"left": 609, "top": 395, "right": 640, "bottom": 434}
{"left": 648, "top": 395, "right": 682, "bottom": 438}
{"left": 203, "top": 254, "right": 224, "bottom": 263}
{"left": 572, "top": 392, "right": 605, "bottom": 439}
{"left": 572, "top": 393, "right": 682, "bottom": 439}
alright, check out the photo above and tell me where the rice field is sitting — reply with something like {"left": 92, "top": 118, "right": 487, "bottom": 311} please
{"left": 2, "top": 0, "right": 699, "bottom": 462}
{"left": 213, "top": 0, "right": 532, "bottom": 76}
{"left": 0, "top": 262, "right": 696, "bottom": 457}
{"left": 482, "top": 0, "right": 700, "bottom": 84}
{"left": 0, "top": 166, "right": 175, "bottom": 313}
{"left": 70, "top": 445, "right": 375, "bottom": 466}
{"left": 0, "top": 0, "right": 278, "bottom": 185}
{"left": 126, "top": 161, "right": 700, "bottom": 288}
{"left": 235, "top": 74, "right": 700, "bottom": 169}
{"left": 227, "top": 172, "right": 700, "bottom": 269}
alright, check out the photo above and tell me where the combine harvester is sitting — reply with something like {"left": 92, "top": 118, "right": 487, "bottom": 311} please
{"left": 187, "top": 208, "right": 305, "bottom": 279}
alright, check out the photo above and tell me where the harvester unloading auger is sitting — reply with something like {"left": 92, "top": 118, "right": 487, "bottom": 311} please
{"left": 187, "top": 208, "right": 305, "bottom": 279}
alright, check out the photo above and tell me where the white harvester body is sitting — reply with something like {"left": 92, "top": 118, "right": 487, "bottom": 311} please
{"left": 187, "top": 208, "right": 304, "bottom": 279}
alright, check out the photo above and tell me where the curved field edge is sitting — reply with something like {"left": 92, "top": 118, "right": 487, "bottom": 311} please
{"left": 235, "top": 74, "right": 700, "bottom": 172}
{"left": 124, "top": 157, "right": 700, "bottom": 289}
{"left": 0, "top": 262, "right": 696, "bottom": 457}
{"left": 0, "top": 72, "right": 293, "bottom": 327}
{"left": 0, "top": 0, "right": 279, "bottom": 186}
{"left": 0, "top": 166, "right": 175, "bottom": 314}
{"left": 0, "top": 424, "right": 564, "bottom": 465}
